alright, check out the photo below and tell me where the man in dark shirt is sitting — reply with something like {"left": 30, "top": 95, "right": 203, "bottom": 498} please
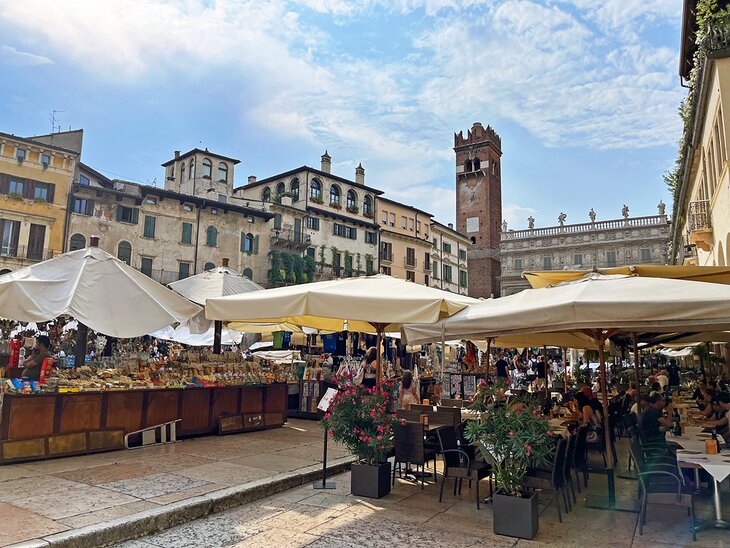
{"left": 667, "top": 360, "right": 681, "bottom": 388}
{"left": 495, "top": 352, "right": 510, "bottom": 385}
{"left": 641, "top": 394, "right": 674, "bottom": 444}
{"left": 21, "top": 335, "right": 52, "bottom": 381}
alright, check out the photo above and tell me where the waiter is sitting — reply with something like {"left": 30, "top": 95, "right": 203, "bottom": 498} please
{"left": 21, "top": 335, "right": 51, "bottom": 381}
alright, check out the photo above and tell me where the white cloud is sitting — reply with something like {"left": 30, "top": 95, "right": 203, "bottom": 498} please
{"left": 0, "top": 44, "right": 51, "bottom": 66}
{"left": 503, "top": 202, "right": 537, "bottom": 229}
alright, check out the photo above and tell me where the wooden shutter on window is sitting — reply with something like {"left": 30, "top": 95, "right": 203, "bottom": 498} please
{"left": 253, "top": 235, "right": 259, "bottom": 254}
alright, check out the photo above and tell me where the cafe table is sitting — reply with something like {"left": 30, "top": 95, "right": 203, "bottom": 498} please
{"left": 671, "top": 426, "right": 730, "bottom": 532}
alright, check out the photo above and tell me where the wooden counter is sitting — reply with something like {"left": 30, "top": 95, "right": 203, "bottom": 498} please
{"left": 0, "top": 383, "right": 287, "bottom": 463}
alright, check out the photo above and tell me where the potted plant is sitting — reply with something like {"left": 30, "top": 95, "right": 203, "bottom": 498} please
{"left": 311, "top": 195, "right": 324, "bottom": 205}
{"left": 346, "top": 205, "right": 359, "bottom": 214}
{"left": 465, "top": 385, "right": 555, "bottom": 539}
{"left": 321, "top": 377, "right": 398, "bottom": 498}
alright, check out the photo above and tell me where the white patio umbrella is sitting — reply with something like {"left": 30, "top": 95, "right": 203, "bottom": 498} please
{"left": 0, "top": 245, "right": 201, "bottom": 364}
{"left": 402, "top": 273, "right": 730, "bottom": 508}
{"left": 169, "top": 266, "right": 263, "bottom": 351}
{"left": 206, "top": 274, "right": 479, "bottom": 381}
{"left": 149, "top": 324, "right": 243, "bottom": 347}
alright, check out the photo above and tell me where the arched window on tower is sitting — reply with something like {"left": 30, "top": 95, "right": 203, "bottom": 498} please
{"left": 473, "top": 157, "right": 481, "bottom": 171}
{"left": 464, "top": 159, "right": 473, "bottom": 172}
{"left": 180, "top": 162, "right": 186, "bottom": 181}
{"left": 262, "top": 187, "right": 271, "bottom": 202}
{"left": 189, "top": 158, "right": 195, "bottom": 180}
{"left": 202, "top": 158, "right": 212, "bottom": 178}
{"left": 290, "top": 178, "right": 300, "bottom": 201}
{"left": 310, "top": 179, "right": 322, "bottom": 201}
{"left": 346, "top": 189, "right": 357, "bottom": 210}
{"left": 276, "top": 182, "right": 286, "bottom": 197}
{"left": 363, "top": 195, "right": 373, "bottom": 217}
{"left": 329, "top": 185, "right": 341, "bottom": 207}
{"left": 218, "top": 162, "right": 228, "bottom": 182}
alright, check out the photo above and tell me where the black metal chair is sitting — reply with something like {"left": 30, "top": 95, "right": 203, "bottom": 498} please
{"left": 436, "top": 406, "right": 462, "bottom": 428}
{"left": 521, "top": 437, "right": 569, "bottom": 523}
{"left": 396, "top": 409, "right": 421, "bottom": 422}
{"left": 563, "top": 432, "right": 578, "bottom": 506}
{"left": 393, "top": 421, "right": 437, "bottom": 489}
{"left": 573, "top": 425, "right": 590, "bottom": 488}
{"left": 629, "top": 440, "right": 695, "bottom": 541}
{"left": 441, "top": 398, "right": 464, "bottom": 408}
{"left": 436, "top": 427, "right": 492, "bottom": 509}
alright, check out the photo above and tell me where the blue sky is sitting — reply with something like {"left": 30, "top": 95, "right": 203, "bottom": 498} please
{"left": 0, "top": 0, "right": 684, "bottom": 229}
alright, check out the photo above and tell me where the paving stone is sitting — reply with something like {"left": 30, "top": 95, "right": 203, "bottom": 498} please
{"left": 97, "top": 473, "right": 212, "bottom": 499}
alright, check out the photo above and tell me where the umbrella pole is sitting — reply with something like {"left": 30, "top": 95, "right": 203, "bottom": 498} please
{"left": 632, "top": 333, "right": 641, "bottom": 401}
{"left": 543, "top": 345, "right": 549, "bottom": 398}
{"left": 375, "top": 325, "right": 383, "bottom": 384}
{"left": 213, "top": 321, "right": 222, "bottom": 354}
{"left": 562, "top": 347, "right": 568, "bottom": 392}
{"left": 485, "top": 338, "right": 492, "bottom": 378}
{"left": 598, "top": 339, "right": 613, "bottom": 470}
{"left": 75, "top": 322, "right": 88, "bottom": 367}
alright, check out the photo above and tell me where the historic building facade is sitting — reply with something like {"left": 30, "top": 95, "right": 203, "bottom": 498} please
{"left": 671, "top": 1, "right": 730, "bottom": 267}
{"left": 0, "top": 130, "right": 81, "bottom": 273}
{"left": 454, "top": 122, "right": 503, "bottom": 298}
{"left": 377, "top": 197, "right": 432, "bottom": 285}
{"left": 430, "top": 221, "right": 470, "bottom": 296}
{"left": 68, "top": 162, "right": 274, "bottom": 286}
{"left": 499, "top": 210, "right": 671, "bottom": 295}
{"left": 237, "top": 152, "right": 382, "bottom": 280}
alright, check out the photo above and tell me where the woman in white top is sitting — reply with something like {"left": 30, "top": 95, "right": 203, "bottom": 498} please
{"left": 399, "top": 370, "right": 419, "bottom": 409}
{"left": 360, "top": 346, "right": 378, "bottom": 389}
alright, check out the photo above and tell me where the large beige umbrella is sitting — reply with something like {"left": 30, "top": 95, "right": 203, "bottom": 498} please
{"left": 402, "top": 273, "right": 730, "bottom": 509}
{"left": 206, "top": 274, "right": 479, "bottom": 380}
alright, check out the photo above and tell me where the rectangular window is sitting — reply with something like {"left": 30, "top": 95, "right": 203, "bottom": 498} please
{"left": 424, "top": 252, "right": 430, "bottom": 269}
{"left": 306, "top": 247, "right": 316, "bottom": 259}
{"left": 606, "top": 251, "right": 617, "bottom": 267}
{"left": 406, "top": 270, "right": 415, "bottom": 282}
{"left": 514, "top": 258, "right": 523, "bottom": 271}
{"left": 425, "top": 274, "right": 429, "bottom": 286}
{"left": 573, "top": 253, "right": 583, "bottom": 266}
{"left": 381, "top": 241, "right": 392, "bottom": 261}
{"left": 459, "top": 249, "right": 467, "bottom": 261}
{"left": 145, "top": 196, "right": 157, "bottom": 205}
{"left": 274, "top": 213, "right": 282, "bottom": 230}
{"left": 640, "top": 248, "right": 651, "bottom": 262}
{"left": 443, "top": 264, "right": 453, "bottom": 282}
{"left": 459, "top": 270, "right": 468, "bottom": 287}
{"left": 333, "top": 223, "right": 356, "bottom": 239}
{"left": 33, "top": 183, "right": 50, "bottom": 201}
{"left": 181, "top": 222, "right": 193, "bottom": 244}
{"left": 406, "top": 247, "right": 416, "bottom": 267}
{"left": 408, "top": 218, "right": 414, "bottom": 231}
{"left": 333, "top": 223, "right": 346, "bottom": 237}
{"left": 79, "top": 174, "right": 90, "bottom": 186}
{"left": 210, "top": 207, "right": 218, "bottom": 215}
{"left": 8, "top": 179, "right": 23, "bottom": 195}
{"left": 381, "top": 266, "right": 391, "bottom": 276}
{"left": 389, "top": 213, "right": 395, "bottom": 226}
{"left": 143, "top": 215, "right": 156, "bottom": 238}
{"left": 381, "top": 210, "right": 388, "bottom": 224}
{"left": 416, "top": 221, "right": 421, "bottom": 234}
{"left": 365, "top": 231, "right": 377, "bottom": 244}
{"left": 182, "top": 203, "right": 194, "bottom": 212}
{"left": 543, "top": 256, "right": 552, "bottom": 270}
{"left": 116, "top": 205, "right": 139, "bottom": 224}
{"left": 16, "top": 148, "right": 26, "bottom": 161}
{"left": 366, "top": 256, "right": 375, "bottom": 275}
{"left": 401, "top": 216, "right": 407, "bottom": 229}
{"left": 432, "top": 260, "right": 439, "bottom": 279}
{"left": 442, "top": 242, "right": 452, "bottom": 254}
{"left": 218, "top": 194, "right": 227, "bottom": 203}
{"left": 178, "top": 262, "right": 191, "bottom": 280}
{"left": 306, "top": 217, "right": 320, "bottom": 230}
{"left": 73, "top": 198, "right": 94, "bottom": 216}
{"left": 41, "top": 154, "right": 51, "bottom": 166}
{"left": 140, "top": 257, "right": 153, "bottom": 277}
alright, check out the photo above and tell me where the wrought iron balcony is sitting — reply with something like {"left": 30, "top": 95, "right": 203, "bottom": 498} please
{"left": 380, "top": 251, "right": 393, "bottom": 264}
{"left": 0, "top": 245, "right": 56, "bottom": 262}
{"left": 270, "top": 228, "right": 311, "bottom": 251}
{"left": 688, "top": 200, "right": 713, "bottom": 251}
{"left": 404, "top": 256, "right": 417, "bottom": 269}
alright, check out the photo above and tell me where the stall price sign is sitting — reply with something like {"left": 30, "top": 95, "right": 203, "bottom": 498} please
{"left": 317, "top": 388, "right": 339, "bottom": 412}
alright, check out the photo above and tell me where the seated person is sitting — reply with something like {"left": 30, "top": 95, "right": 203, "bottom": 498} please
{"left": 631, "top": 394, "right": 651, "bottom": 416}
{"left": 640, "top": 394, "right": 674, "bottom": 446}
{"left": 21, "top": 335, "right": 52, "bottom": 381}
{"left": 698, "top": 392, "right": 730, "bottom": 439}
{"left": 570, "top": 390, "right": 594, "bottom": 426}
{"left": 649, "top": 381, "right": 662, "bottom": 397}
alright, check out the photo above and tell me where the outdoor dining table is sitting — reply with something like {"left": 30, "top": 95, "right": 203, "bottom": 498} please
{"left": 671, "top": 426, "right": 730, "bottom": 532}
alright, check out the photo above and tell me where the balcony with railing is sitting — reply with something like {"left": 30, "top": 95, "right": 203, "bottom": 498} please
{"left": 501, "top": 215, "right": 669, "bottom": 241}
{"left": 688, "top": 200, "right": 713, "bottom": 251}
{"left": 270, "top": 228, "right": 311, "bottom": 251}
{"left": 404, "top": 256, "right": 417, "bottom": 269}
{"left": 380, "top": 251, "right": 393, "bottom": 264}
{"left": 0, "top": 245, "right": 57, "bottom": 263}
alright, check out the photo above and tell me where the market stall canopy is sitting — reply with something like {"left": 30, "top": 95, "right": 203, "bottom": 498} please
{"left": 524, "top": 265, "right": 730, "bottom": 289}
{"left": 149, "top": 324, "right": 242, "bottom": 346}
{"left": 0, "top": 247, "right": 201, "bottom": 338}
{"left": 206, "top": 274, "right": 479, "bottom": 333}
{"left": 402, "top": 273, "right": 730, "bottom": 345}
{"left": 169, "top": 266, "right": 263, "bottom": 305}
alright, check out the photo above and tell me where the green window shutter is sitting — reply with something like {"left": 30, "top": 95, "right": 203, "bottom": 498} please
{"left": 116, "top": 206, "right": 122, "bottom": 222}
{"left": 432, "top": 260, "right": 437, "bottom": 278}
{"left": 240, "top": 232, "right": 245, "bottom": 252}
{"left": 253, "top": 235, "right": 259, "bottom": 254}
{"left": 132, "top": 208, "right": 139, "bottom": 224}
{"left": 274, "top": 214, "right": 282, "bottom": 230}
{"left": 181, "top": 222, "right": 192, "bottom": 244}
{"left": 144, "top": 216, "right": 156, "bottom": 238}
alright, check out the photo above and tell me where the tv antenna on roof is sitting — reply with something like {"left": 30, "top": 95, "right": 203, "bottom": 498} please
{"left": 49, "top": 110, "right": 65, "bottom": 133}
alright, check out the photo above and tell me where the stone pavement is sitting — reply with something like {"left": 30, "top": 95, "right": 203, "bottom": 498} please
{"left": 0, "top": 419, "right": 351, "bottom": 547}
{"left": 121, "top": 448, "right": 730, "bottom": 548}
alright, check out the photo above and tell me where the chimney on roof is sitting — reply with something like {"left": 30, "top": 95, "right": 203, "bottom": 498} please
{"left": 90, "top": 236, "right": 100, "bottom": 247}
{"left": 222, "top": 258, "right": 229, "bottom": 267}
{"left": 248, "top": 176, "right": 257, "bottom": 185}
{"left": 355, "top": 163, "right": 365, "bottom": 185}
{"left": 174, "top": 150, "right": 180, "bottom": 159}
{"left": 448, "top": 223, "right": 453, "bottom": 229}
{"left": 321, "top": 150, "right": 331, "bottom": 174}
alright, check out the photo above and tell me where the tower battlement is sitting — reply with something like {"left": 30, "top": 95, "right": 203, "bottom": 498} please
{"left": 454, "top": 122, "right": 501, "bottom": 151}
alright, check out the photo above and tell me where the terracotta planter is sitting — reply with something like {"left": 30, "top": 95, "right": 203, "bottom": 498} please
{"left": 493, "top": 490, "right": 539, "bottom": 539}
{"left": 350, "top": 462, "right": 391, "bottom": 499}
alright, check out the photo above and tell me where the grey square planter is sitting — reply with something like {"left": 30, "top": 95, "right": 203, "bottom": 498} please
{"left": 493, "top": 490, "right": 539, "bottom": 539}
{"left": 350, "top": 462, "right": 391, "bottom": 499}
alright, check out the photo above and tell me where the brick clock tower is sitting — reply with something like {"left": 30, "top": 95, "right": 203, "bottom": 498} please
{"left": 454, "top": 122, "right": 503, "bottom": 298}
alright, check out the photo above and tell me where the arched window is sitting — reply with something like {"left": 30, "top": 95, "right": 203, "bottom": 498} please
{"left": 189, "top": 158, "right": 195, "bottom": 179}
{"left": 202, "top": 158, "right": 212, "bottom": 178}
{"left": 329, "top": 185, "right": 341, "bottom": 206}
{"left": 310, "top": 179, "right": 322, "bottom": 201}
{"left": 473, "top": 157, "right": 481, "bottom": 170}
{"left": 243, "top": 267, "right": 253, "bottom": 280}
{"left": 276, "top": 182, "right": 286, "bottom": 197}
{"left": 290, "top": 178, "right": 300, "bottom": 201}
{"left": 363, "top": 195, "right": 373, "bottom": 217}
{"left": 262, "top": 187, "right": 271, "bottom": 202}
{"left": 206, "top": 226, "right": 218, "bottom": 247}
{"left": 346, "top": 189, "right": 357, "bottom": 210}
{"left": 244, "top": 233, "right": 254, "bottom": 253}
{"left": 69, "top": 233, "right": 86, "bottom": 251}
{"left": 117, "top": 241, "right": 132, "bottom": 265}
{"left": 180, "top": 162, "right": 186, "bottom": 181}
{"left": 204, "top": 261, "right": 215, "bottom": 271}
{"left": 218, "top": 162, "right": 228, "bottom": 182}
{"left": 464, "top": 159, "right": 472, "bottom": 172}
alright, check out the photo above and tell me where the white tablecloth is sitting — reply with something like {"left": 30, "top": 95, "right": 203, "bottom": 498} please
{"left": 672, "top": 427, "right": 730, "bottom": 483}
